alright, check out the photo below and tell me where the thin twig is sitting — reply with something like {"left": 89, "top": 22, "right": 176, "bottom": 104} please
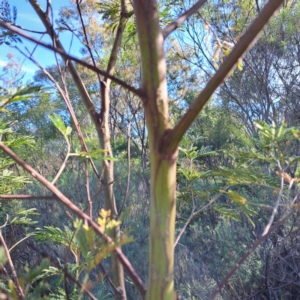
{"left": 0, "top": 18, "right": 46, "bottom": 34}
{"left": 84, "top": 160, "right": 93, "bottom": 218}
{"left": 0, "top": 218, "right": 25, "bottom": 299}
{"left": 174, "top": 190, "right": 226, "bottom": 248}
{"left": 0, "top": 215, "right": 8, "bottom": 229}
{"left": 52, "top": 142, "right": 71, "bottom": 185}
{"left": 64, "top": 229, "right": 78, "bottom": 300}
{"left": 9, "top": 234, "right": 34, "bottom": 253}
{"left": 0, "top": 263, "right": 13, "bottom": 299}
{"left": 0, "top": 195, "right": 56, "bottom": 200}
{"left": 162, "top": 0, "right": 207, "bottom": 39}
{"left": 28, "top": 244, "right": 97, "bottom": 300}
{"left": 76, "top": 0, "right": 102, "bottom": 91}
{"left": 261, "top": 164, "right": 284, "bottom": 236}
{"left": 15, "top": 45, "right": 100, "bottom": 178}
{"left": 119, "top": 122, "right": 131, "bottom": 217}
{"left": 209, "top": 196, "right": 299, "bottom": 299}
{"left": 63, "top": 266, "right": 70, "bottom": 300}
{"left": 99, "top": 263, "right": 120, "bottom": 296}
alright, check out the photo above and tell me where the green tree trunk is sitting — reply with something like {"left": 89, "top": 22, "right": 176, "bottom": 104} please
{"left": 147, "top": 150, "right": 177, "bottom": 299}
{"left": 133, "top": 0, "right": 178, "bottom": 298}
{"left": 0, "top": 0, "right": 286, "bottom": 299}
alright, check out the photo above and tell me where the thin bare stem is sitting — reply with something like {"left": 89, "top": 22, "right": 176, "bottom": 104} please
{"left": 76, "top": 0, "right": 102, "bottom": 89}
{"left": 0, "top": 222, "right": 25, "bottom": 298}
{"left": 0, "top": 17, "right": 46, "bottom": 34}
{"left": 0, "top": 195, "right": 56, "bottom": 200}
{"left": 52, "top": 141, "right": 71, "bottom": 185}
{"left": 0, "top": 21, "right": 142, "bottom": 97}
{"left": 174, "top": 191, "right": 225, "bottom": 248}
{"left": 99, "top": 263, "right": 121, "bottom": 296}
{"left": 64, "top": 229, "right": 77, "bottom": 299}
{"left": 165, "top": 0, "right": 285, "bottom": 152}
{"left": 209, "top": 181, "right": 297, "bottom": 300}
{"left": 84, "top": 160, "right": 93, "bottom": 218}
{"left": 9, "top": 235, "right": 33, "bottom": 253}
{"left": 63, "top": 268, "right": 70, "bottom": 300}
{"left": 162, "top": 0, "right": 207, "bottom": 39}
{"left": 29, "top": 244, "right": 98, "bottom": 300}
{"left": 15, "top": 46, "right": 100, "bottom": 178}
{"left": 262, "top": 164, "right": 284, "bottom": 236}
{"left": 0, "top": 142, "right": 146, "bottom": 298}
{"left": 119, "top": 122, "right": 131, "bottom": 217}
{"left": 0, "top": 263, "right": 10, "bottom": 279}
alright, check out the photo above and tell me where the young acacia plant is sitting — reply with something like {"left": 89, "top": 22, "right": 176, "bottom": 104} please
{"left": 0, "top": 0, "right": 291, "bottom": 299}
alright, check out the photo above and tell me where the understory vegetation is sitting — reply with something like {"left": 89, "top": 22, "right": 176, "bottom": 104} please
{"left": 0, "top": 0, "right": 300, "bottom": 299}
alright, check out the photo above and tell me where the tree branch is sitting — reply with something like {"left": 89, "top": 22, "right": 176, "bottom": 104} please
{"left": 209, "top": 204, "right": 299, "bottom": 299}
{"left": 0, "top": 195, "right": 56, "bottom": 200}
{"left": 0, "top": 142, "right": 146, "bottom": 298}
{"left": 209, "top": 183, "right": 299, "bottom": 300}
{"left": 118, "top": 122, "right": 131, "bottom": 217}
{"left": 75, "top": 0, "right": 102, "bottom": 93}
{"left": 0, "top": 21, "right": 142, "bottom": 97}
{"left": 162, "top": 0, "right": 207, "bottom": 39}
{"left": 15, "top": 45, "right": 100, "bottom": 178}
{"left": 174, "top": 191, "right": 226, "bottom": 248}
{"left": 51, "top": 141, "right": 71, "bottom": 186}
{"left": 165, "top": 0, "right": 285, "bottom": 152}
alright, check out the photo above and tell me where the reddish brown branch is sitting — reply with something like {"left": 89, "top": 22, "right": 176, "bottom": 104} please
{"left": 0, "top": 228, "right": 25, "bottom": 298}
{"left": 0, "top": 21, "right": 142, "bottom": 97}
{"left": 209, "top": 206, "right": 299, "bottom": 299}
{"left": 15, "top": 46, "right": 100, "bottom": 178}
{"left": 0, "top": 142, "right": 146, "bottom": 298}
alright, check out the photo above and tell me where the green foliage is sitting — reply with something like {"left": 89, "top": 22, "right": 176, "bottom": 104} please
{"left": 1, "top": 1, "right": 300, "bottom": 299}
{"left": 0, "top": 86, "right": 37, "bottom": 196}
{"left": 211, "top": 121, "right": 300, "bottom": 223}
{"left": 49, "top": 113, "right": 117, "bottom": 166}
{"left": 0, "top": 123, "right": 35, "bottom": 194}
{"left": 97, "top": 0, "right": 172, "bottom": 41}
{"left": 0, "top": 0, "right": 21, "bottom": 46}
{"left": 32, "top": 209, "right": 132, "bottom": 297}
{"left": 0, "top": 85, "right": 42, "bottom": 112}
{"left": 177, "top": 134, "right": 216, "bottom": 193}
{"left": 0, "top": 169, "right": 30, "bottom": 195}
{"left": 48, "top": 113, "right": 72, "bottom": 139}
{"left": 0, "top": 247, "right": 7, "bottom": 265}
{"left": 76, "top": 149, "right": 117, "bottom": 162}
{"left": 24, "top": 258, "right": 51, "bottom": 283}
{"left": 10, "top": 208, "right": 39, "bottom": 226}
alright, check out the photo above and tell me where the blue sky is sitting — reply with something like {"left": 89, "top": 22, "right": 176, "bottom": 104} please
{"left": 0, "top": 0, "right": 82, "bottom": 82}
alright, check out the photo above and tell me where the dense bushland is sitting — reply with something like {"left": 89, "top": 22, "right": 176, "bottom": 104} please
{"left": 0, "top": 1, "right": 300, "bottom": 299}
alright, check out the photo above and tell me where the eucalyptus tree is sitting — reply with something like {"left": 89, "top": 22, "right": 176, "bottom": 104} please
{"left": 178, "top": 0, "right": 300, "bottom": 132}
{"left": 217, "top": 1, "right": 300, "bottom": 131}
{"left": 0, "top": 0, "right": 287, "bottom": 300}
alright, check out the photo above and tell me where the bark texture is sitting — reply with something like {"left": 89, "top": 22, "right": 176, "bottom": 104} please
{"left": 133, "top": 1, "right": 177, "bottom": 299}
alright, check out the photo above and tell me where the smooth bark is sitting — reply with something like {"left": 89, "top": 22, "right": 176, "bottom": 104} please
{"left": 133, "top": 0, "right": 177, "bottom": 299}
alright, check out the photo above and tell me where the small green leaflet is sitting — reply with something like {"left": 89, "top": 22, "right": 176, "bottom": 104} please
{"left": 49, "top": 113, "right": 72, "bottom": 137}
